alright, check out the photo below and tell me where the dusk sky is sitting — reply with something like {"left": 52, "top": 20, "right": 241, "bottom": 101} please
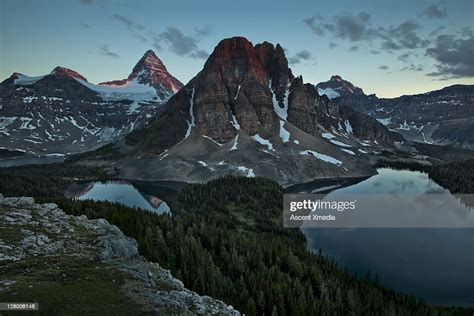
{"left": 1, "top": 0, "right": 473, "bottom": 97}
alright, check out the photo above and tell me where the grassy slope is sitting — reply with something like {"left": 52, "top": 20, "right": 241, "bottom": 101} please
{"left": 0, "top": 206, "right": 141, "bottom": 316}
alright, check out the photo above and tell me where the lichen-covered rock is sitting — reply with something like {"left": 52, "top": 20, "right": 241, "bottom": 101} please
{"left": 0, "top": 195, "right": 240, "bottom": 315}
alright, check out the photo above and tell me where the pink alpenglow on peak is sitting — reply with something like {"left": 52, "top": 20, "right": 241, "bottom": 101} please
{"left": 100, "top": 50, "right": 184, "bottom": 99}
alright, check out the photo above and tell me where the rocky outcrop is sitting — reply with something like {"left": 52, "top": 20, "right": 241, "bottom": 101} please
{"left": 128, "top": 37, "right": 396, "bottom": 155}
{"left": 287, "top": 77, "right": 319, "bottom": 136}
{"left": 0, "top": 194, "right": 239, "bottom": 315}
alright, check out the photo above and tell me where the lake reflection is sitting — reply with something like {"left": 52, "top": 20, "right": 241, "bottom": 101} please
{"left": 66, "top": 181, "right": 171, "bottom": 214}
{"left": 302, "top": 168, "right": 474, "bottom": 307}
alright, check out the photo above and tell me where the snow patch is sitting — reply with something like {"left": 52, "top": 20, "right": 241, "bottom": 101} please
{"left": 76, "top": 77, "right": 159, "bottom": 103}
{"left": 96, "top": 127, "right": 119, "bottom": 142}
{"left": 329, "top": 139, "right": 352, "bottom": 148}
{"left": 279, "top": 120, "right": 290, "bottom": 143}
{"left": 269, "top": 79, "right": 289, "bottom": 120}
{"left": 234, "top": 85, "right": 241, "bottom": 100}
{"left": 230, "top": 115, "right": 240, "bottom": 130}
{"left": 0, "top": 117, "right": 17, "bottom": 129}
{"left": 317, "top": 87, "right": 340, "bottom": 99}
{"left": 202, "top": 135, "right": 222, "bottom": 146}
{"left": 344, "top": 120, "right": 353, "bottom": 134}
{"left": 340, "top": 148, "right": 355, "bottom": 155}
{"left": 230, "top": 135, "right": 238, "bottom": 151}
{"left": 237, "top": 166, "right": 256, "bottom": 178}
{"left": 184, "top": 87, "right": 196, "bottom": 139}
{"left": 376, "top": 117, "right": 392, "bottom": 126}
{"left": 14, "top": 74, "right": 46, "bottom": 85}
{"left": 19, "top": 117, "right": 35, "bottom": 130}
{"left": 252, "top": 134, "right": 274, "bottom": 151}
{"left": 300, "top": 150, "right": 342, "bottom": 166}
{"left": 22, "top": 96, "right": 38, "bottom": 103}
{"left": 293, "top": 140, "right": 300, "bottom": 144}
{"left": 321, "top": 132, "right": 336, "bottom": 140}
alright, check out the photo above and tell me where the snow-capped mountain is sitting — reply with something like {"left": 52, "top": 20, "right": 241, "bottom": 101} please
{"left": 0, "top": 51, "right": 182, "bottom": 155}
{"left": 315, "top": 75, "right": 364, "bottom": 99}
{"left": 80, "top": 37, "right": 397, "bottom": 186}
{"left": 316, "top": 76, "right": 474, "bottom": 149}
{"left": 99, "top": 50, "right": 183, "bottom": 102}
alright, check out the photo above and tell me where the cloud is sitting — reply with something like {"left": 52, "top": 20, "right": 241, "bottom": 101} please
{"left": 400, "top": 63, "right": 424, "bottom": 72}
{"left": 153, "top": 27, "right": 208, "bottom": 59}
{"left": 379, "top": 65, "right": 389, "bottom": 70}
{"left": 98, "top": 45, "right": 119, "bottom": 58}
{"left": 380, "top": 20, "right": 430, "bottom": 50}
{"left": 423, "top": 4, "right": 447, "bottom": 19}
{"left": 195, "top": 26, "right": 212, "bottom": 37}
{"left": 426, "top": 33, "right": 474, "bottom": 78}
{"left": 112, "top": 14, "right": 144, "bottom": 31}
{"left": 134, "top": 34, "right": 147, "bottom": 43}
{"left": 329, "top": 42, "right": 337, "bottom": 49}
{"left": 349, "top": 45, "right": 359, "bottom": 52}
{"left": 296, "top": 50, "right": 311, "bottom": 59}
{"left": 80, "top": 22, "right": 92, "bottom": 28}
{"left": 80, "top": 0, "right": 94, "bottom": 5}
{"left": 334, "top": 12, "right": 373, "bottom": 41}
{"left": 189, "top": 49, "right": 209, "bottom": 59}
{"left": 397, "top": 52, "right": 417, "bottom": 63}
{"left": 304, "top": 12, "right": 375, "bottom": 42}
{"left": 159, "top": 27, "right": 198, "bottom": 56}
{"left": 288, "top": 50, "right": 312, "bottom": 64}
{"left": 302, "top": 16, "right": 325, "bottom": 36}
{"left": 303, "top": 13, "right": 431, "bottom": 52}
{"left": 370, "top": 50, "right": 380, "bottom": 55}
{"left": 430, "top": 26, "right": 446, "bottom": 36}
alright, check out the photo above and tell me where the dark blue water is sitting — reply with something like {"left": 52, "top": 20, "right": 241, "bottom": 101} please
{"left": 302, "top": 168, "right": 474, "bottom": 307}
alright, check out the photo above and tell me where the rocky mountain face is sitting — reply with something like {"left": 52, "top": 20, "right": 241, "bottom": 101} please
{"left": 0, "top": 194, "right": 239, "bottom": 315}
{"left": 317, "top": 76, "right": 474, "bottom": 149}
{"left": 84, "top": 37, "right": 397, "bottom": 186}
{"left": 0, "top": 51, "right": 182, "bottom": 155}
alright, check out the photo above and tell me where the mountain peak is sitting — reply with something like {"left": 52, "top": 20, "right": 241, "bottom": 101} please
{"left": 316, "top": 75, "right": 364, "bottom": 99}
{"left": 211, "top": 37, "right": 256, "bottom": 60}
{"left": 99, "top": 50, "right": 183, "bottom": 98}
{"left": 144, "top": 49, "right": 156, "bottom": 56}
{"left": 51, "top": 66, "right": 88, "bottom": 82}
{"left": 205, "top": 37, "right": 292, "bottom": 89}
{"left": 133, "top": 50, "right": 167, "bottom": 74}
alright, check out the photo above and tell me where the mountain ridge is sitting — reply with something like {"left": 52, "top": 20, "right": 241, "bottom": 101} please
{"left": 0, "top": 50, "right": 181, "bottom": 155}
{"left": 316, "top": 75, "right": 474, "bottom": 149}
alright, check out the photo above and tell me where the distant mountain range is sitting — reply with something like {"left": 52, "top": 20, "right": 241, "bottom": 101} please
{"left": 1, "top": 36, "right": 472, "bottom": 185}
{"left": 316, "top": 76, "right": 474, "bottom": 149}
{"left": 0, "top": 51, "right": 182, "bottom": 155}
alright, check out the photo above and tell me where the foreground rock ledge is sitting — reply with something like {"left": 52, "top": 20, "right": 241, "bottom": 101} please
{"left": 0, "top": 193, "right": 239, "bottom": 315}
